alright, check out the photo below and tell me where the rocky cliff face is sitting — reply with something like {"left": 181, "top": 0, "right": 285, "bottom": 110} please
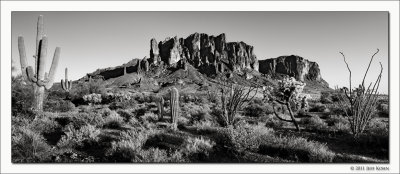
{"left": 150, "top": 33, "right": 259, "bottom": 75}
{"left": 258, "top": 55, "right": 326, "bottom": 84}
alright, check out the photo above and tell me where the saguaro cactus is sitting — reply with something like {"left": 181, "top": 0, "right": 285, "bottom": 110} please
{"left": 18, "top": 15, "right": 61, "bottom": 112}
{"left": 170, "top": 87, "right": 179, "bottom": 129}
{"left": 61, "top": 68, "right": 72, "bottom": 92}
{"left": 155, "top": 95, "right": 164, "bottom": 120}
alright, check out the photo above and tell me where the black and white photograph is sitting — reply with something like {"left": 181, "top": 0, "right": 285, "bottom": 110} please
{"left": 1, "top": 1, "right": 399, "bottom": 174}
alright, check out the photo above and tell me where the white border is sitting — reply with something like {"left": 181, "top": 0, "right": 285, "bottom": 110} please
{"left": 1, "top": 1, "right": 399, "bottom": 173}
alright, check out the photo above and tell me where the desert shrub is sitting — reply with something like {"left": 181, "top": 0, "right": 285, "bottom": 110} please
{"left": 366, "top": 118, "right": 388, "bottom": 136}
{"left": 351, "top": 119, "right": 389, "bottom": 159}
{"left": 231, "top": 124, "right": 275, "bottom": 152}
{"left": 177, "top": 116, "right": 190, "bottom": 127}
{"left": 140, "top": 112, "right": 159, "bottom": 125}
{"left": 109, "top": 99, "right": 138, "bottom": 110}
{"left": 129, "top": 92, "right": 152, "bottom": 104}
{"left": 50, "top": 148, "right": 95, "bottom": 163}
{"left": 57, "top": 124, "right": 101, "bottom": 149}
{"left": 11, "top": 75, "right": 35, "bottom": 118}
{"left": 320, "top": 91, "right": 333, "bottom": 104}
{"left": 182, "top": 136, "right": 215, "bottom": 161}
{"left": 107, "top": 140, "right": 184, "bottom": 163}
{"left": 47, "top": 87, "right": 69, "bottom": 100}
{"left": 376, "top": 103, "right": 389, "bottom": 117}
{"left": 29, "top": 114, "right": 61, "bottom": 134}
{"left": 309, "top": 102, "right": 328, "bottom": 112}
{"left": 195, "top": 95, "right": 209, "bottom": 105}
{"left": 244, "top": 101, "right": 274, "bottom": 118}
{"left": 103, "top": 111, "right": 124, "bottom": 129}
{"left": 330, "top": 92, "right": 342, "bottom": 102}
{"left": 299, "top": 116, "right": 328, "bottom": 131}
{"left": 326, "top": 115, "right": 351, "bottom": 134}
{"left": 12, "top": 126, "right": 52, "bottom": 162}
{"left": 106, "top": 128, "right": 160, "bottom": 162}
{"left": 181, "top": 93, "right": 196, "bottom": 103}
{"left": 182, "top": 102, "right": 213, "bottom": 125}
{"left": 71, "top": 112, "right": 105, "bottom": 128}
{"left": 70, "top": 80, "right": 106, "bottom": 105}
{"left": 83, "top": 93, "right": 102, "bottom": 105}
{"left": 325, "top": 103, "right": 346, "bottom": 116}
{"left": 258, "top": 135, "right": 335, "bottom": 162}
{"left": 144, "top": 131, "right": 187, "bottom": 151}
{"left": 264, "top": 114, "right": 286, "bottom": 128}
{"left": 116, "top": 109, "right": 135, "bottom": 122}
{"left": 244, "top": 102, "right": 265, "bottom": 117}
{"left": 206, "top": 88, "right": 220, "bottom": 104}
{"left": 44, "top": 98, "right": 76, "bottom": 112}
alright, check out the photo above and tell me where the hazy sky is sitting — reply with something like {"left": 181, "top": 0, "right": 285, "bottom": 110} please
{"left": 11, "top": 11, "right": 388, "bottom": 93}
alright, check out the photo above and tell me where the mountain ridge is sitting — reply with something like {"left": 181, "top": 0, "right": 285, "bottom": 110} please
{"left": 79, "top": 33, "right": 329, "bottom": 89}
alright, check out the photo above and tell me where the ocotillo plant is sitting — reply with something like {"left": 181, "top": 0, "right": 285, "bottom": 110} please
{"left": 337, "top": 49, "right": 383, "bottom": 138}
{"left": 219, "top": 81, "right": 258, "bottom": 127}
{"left": 170, "top": 87, "right": 179, "bottom": 130}
{"left": 18, "top": 15, "right": 61, "bottom": 112}
{"left": 61, "top": 68, "right": 72, "bottom": 92}
{"left": 155, "top": 95, "right": 164, "bottom": 120}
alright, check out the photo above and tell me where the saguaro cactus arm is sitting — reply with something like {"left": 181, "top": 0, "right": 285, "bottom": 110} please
{"left": 44, "top": 47, "right": 60, "bottom": 89}
{"left": 37, "top": 36, "right": 48, "bottom": 81}
{"left": 18, "top": 36, "right": 29, "bottom": 81}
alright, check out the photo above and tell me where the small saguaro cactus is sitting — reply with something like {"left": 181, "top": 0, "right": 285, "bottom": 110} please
{"left": 18, "top": 15, "right": 61, "bottom": 112}
{"left": 61, "top": 68, "right": 72, "bottom": 92}
{"left": 155, "top": 95, "right": 164, "bottom": 120}
{"left": 170, "top": 87, "right": 179, "bottom": 129}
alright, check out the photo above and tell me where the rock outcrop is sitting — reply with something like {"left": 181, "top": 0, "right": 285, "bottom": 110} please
{"left": 153, "top": 33, "right": 259, "bottom": 75}
{"left": 258, "top": 55, "right": 326, "bottom": 84}
{"left": 149, "top": 38, "right": 160, "bottom": 65}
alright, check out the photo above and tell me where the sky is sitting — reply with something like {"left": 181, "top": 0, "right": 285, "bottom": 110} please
{"left": 11, "top": 11, "right": 389, "bottom": 93}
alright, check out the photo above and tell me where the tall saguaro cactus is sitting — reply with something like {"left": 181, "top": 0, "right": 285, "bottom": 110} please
{"left": 18, "top": 15, "right": 61, "bottom": 112}
{"left": 170, "top": 87, "right": 179, "bottom": 130}
{"left": 61, "top": 68, "right": 72, "bottom": 92}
